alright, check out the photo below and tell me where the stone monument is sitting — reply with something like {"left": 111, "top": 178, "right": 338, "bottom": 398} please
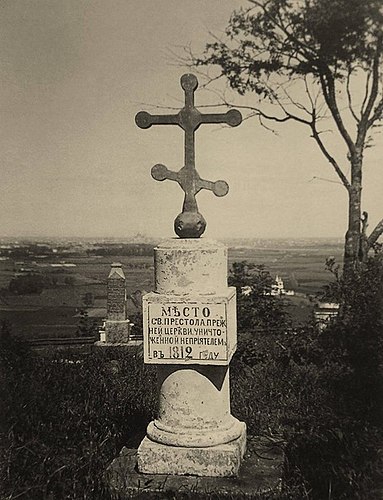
{"left": 98, "top": 262, "right": 133, "bottom": 344}
{"left": 135, "top": 74, "right": 246, "bottom": 476}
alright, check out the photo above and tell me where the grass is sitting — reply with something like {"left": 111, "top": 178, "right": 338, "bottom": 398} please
{"left": 1, "top": 248, "right": 381, "bottom": 499}
{"left": 1, "top": 342, "right": 157, "bottom": 499}
{"left": 2, "top": 322, "right": 382, "bottom": 499}
{"left": 0, "top": 254, "right": 155, "bottom": 340}
{"left": 1, "top": 338, "right": 290, "bottom": 499}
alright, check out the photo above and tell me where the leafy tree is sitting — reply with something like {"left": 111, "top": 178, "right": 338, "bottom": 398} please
{"left": 288, "top": 251, "right": 383, "bottom": 498}
{"left": 129, "top": 290, "right": 144, "bottom": 311}
{"left": 76, "top": 309, "right": 98, "bottom": 337}
{"left": 229, "top": 261, "right": 290, "bottom": 333}
{"left": 9, "top": 274, "right": 45, "bottom": 295}
{"left": 82, "top": 292, "right": 94, "bottom": 307}
{"left": 191, "top": 0, "right": 383, "bottom": 273}
{"left": 320, "top": 251, "right": 383, "bottom": 421}
{"left": 129, "top": 311, "right": 144, "bottom": 339}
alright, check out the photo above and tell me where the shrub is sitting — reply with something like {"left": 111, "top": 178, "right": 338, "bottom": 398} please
{"left": 0, "top": 339, "right": 157, "bottom": 499}
{"left": 230, "top": 254, "right": 383, "bottom": 499}
{"left": 76, "top": 308, "right": 100, "bottom": 337}
{"left": 9, "top": 273, "right": 46, "bottom": 295}
{"left": 1, "top": 254, "right": 382, "bottom": 499}
{"left": 285, "top": 253, "right": 383, "bottom": 499}
{"left": 229, "top": 262, "right": 291, "bottom": 333}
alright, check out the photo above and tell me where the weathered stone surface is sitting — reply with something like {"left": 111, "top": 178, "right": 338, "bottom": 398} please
{"left": 137, "top": 425, "right": 246, "bottom": 477}
{"left": 138, "top": 238, "right": 245, "bottom": 477}
{"left": 145, "top": 239, "right": 236, "bottom": 365}
{"left": 146, "top": 365, "right": 242, "bottom": 450}
{"left": 104, "top": 319, "right": 131, "bottom": 343}
{"left": 154, "top": 239, "right": 227, "bottom": 295}
{"left": 104, "top": 435, "right": 284, "bottom": 498}
{"left": 107, "top": 262, "right": 126, "bottom": 321}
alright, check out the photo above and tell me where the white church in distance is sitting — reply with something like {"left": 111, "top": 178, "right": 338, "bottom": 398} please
{"left": 241, "top": 274, "right": 295, "bottom": 297}
{"left": 270, "top": 275, "right": 295, "bottom": 296}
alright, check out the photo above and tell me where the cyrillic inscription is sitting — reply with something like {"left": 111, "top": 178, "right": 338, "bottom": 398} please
{"left": 107, "top": 279, "right": 126, "bottom": 319}
{"left": 145, "top": 302, "right": 228, "bottom": 362}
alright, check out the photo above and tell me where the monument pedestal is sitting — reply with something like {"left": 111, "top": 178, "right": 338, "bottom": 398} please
{"left": 104, "top": 319, "right": 132, "bottom": 343}
{"left": 138, "top": 429, "right": 246, "bottom": 477}
{"left": 105, "top": 436, "right": 283, "bottom": 498}
{"left": 138, "top": 239, "right": 246, "bottom": 477}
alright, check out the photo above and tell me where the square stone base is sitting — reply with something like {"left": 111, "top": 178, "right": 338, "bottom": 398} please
{"left": 94, "top": 341, "right": 142, "bottom": 348}
{"left": 137, "top": 425, "right": 246, "bottom": 477}
{"left": 104, "top": 320, "right": 131, "bottom": 343}
{"left": 104, "top": 435, "right": 284, "bottom": 499}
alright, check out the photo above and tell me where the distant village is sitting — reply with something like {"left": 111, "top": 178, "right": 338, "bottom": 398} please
{"left": 241, "top": 274, "right": 295, "bottom": 297}
{"left": 0, "top": 237, "right": 340, "bottom": 340}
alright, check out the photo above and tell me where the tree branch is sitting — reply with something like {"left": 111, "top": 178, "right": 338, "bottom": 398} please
{"left": 248, "top": 0, "right": 317, "bottom": 60}
{"left": 256, "top": 106, "right": 312, "bottom": 126}
{"left": 367, "top": 96, "right": 383, "bottom": 128}
{"left": 360, "top": 70, "right": 371, "bottom": 116}
{"left": 367, "top": 218, "right": 383, "bottom": 248}
{"left": 310, "top": 119, "right": 351, "bottom": 191}
{"left": 346, "top": 67, "right": 359, "bottom": 122}
{"left": 357, "top": 37, "right": 383, "bottom": 148}
{"left": 360, "top": 38, "right": 382, "bottom": 120}
{"left": 319, "top": 69, "right": 357, "bottom": 156}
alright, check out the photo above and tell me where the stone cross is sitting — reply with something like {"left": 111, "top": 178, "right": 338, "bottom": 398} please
{"left": 135, "top": 73, "right": 242, "bottom": 238}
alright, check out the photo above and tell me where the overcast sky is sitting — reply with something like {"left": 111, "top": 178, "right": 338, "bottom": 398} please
{"left": 1, "top": 0, "right": 382, "bottom": 241}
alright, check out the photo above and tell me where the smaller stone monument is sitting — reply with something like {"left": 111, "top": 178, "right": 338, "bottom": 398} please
{"left": 98, "top": 263, "right": 132, "bottom": 344}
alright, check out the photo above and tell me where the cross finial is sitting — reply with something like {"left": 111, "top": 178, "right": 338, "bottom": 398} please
{"left": 135, "top": 74, "right": 242, "bottom": 238}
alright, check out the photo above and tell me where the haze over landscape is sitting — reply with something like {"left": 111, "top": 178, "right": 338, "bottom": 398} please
{"left": 1, "top": 0, "right": 382, "bottom": 241}
{"left": 1, "top": 3, "right": 382, "bottom": 499}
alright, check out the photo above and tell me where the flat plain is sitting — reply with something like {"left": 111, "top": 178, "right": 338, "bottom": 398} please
{"left": 0, "top": 238, "right": 343, "bottom": 339}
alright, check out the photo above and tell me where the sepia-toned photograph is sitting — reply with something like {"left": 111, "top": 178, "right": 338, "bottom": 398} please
{"left": 1, "top": 1, "right": 382, "bottom": 498}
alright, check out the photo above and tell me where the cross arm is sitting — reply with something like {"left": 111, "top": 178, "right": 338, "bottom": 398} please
{"left": 135, "top": 111, "right": 179, "bottom": 129}
{"left": 151, "top": 164, "right": 178, "bottom": 182}
{"left": 198, "top": 178, "right": 229, "bottom": 197}
{"left": 151, "top": 163, "right": 228, "bottom": 198}
{"left": 199, "top": 109, "right": 242, "bottom": 128}
{"left": 135, "top": 73, "right": 242, "bottom": 238}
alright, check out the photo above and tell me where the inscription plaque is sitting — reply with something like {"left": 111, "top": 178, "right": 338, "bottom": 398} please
{"left": 143, "top": 289, "right": 237, "bottom": 365}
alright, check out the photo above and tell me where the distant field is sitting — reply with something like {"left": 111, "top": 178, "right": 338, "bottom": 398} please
{"left": 0, "top": 242, "right": 342, "bottom": 339}
{"left": 229, "top": 243, "right": 342, "bottom": 295}
{"left": 2, "top": 306, "right": 78, "bottom": 338}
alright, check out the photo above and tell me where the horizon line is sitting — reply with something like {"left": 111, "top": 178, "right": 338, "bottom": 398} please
{"left": 0, "top": 234, "right": 345, "bottom": 241}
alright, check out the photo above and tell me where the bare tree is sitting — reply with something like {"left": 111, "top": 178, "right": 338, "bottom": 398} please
{"left": 185, "top": 0, "right": 383, "bottom": 273}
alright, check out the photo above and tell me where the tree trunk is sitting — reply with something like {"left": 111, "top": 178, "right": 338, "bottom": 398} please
{"left": 343, "top": 157, "right": 362, "bottom": 274}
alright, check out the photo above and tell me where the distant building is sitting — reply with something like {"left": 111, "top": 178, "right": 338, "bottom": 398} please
{"left": 270, "top": 275, "right": 284, "bottom": 295}
{"left": 270, "top": 275, "right": 295, "bottom": 296}
{"left": 241, "top": 274, "right": 295, "bottom": 297}
{"left": 314, "top": 302, "right": 340, "bottom": 331}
